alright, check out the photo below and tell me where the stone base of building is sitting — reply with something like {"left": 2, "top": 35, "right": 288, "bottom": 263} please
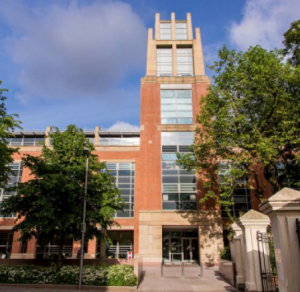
{"left": 10, "top": 253, "right": 35, "bottom": 259}
{"left": 138, "top": 210, "right": 224, "bottom": 266}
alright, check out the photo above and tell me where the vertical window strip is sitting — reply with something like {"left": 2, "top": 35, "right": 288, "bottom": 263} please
{"left": 177, "top": 48, "right": 194, "bottom": 76}
{"left": 161, "top": 132, "right": 197, "bottom": 210}
{"left": 160, "top": 22, "right": 171, "bottom": 40}
{"left": 0, "top": 163, "right": 22, "bottom": 218}
{"left": 106, "top": 162, "right": 135, "bottom": 218}
{"left": 175, "top": 23, "right": 188, "bottom": 40}
{"left": 157, "top": 49, "right": 173, "bottom": 76}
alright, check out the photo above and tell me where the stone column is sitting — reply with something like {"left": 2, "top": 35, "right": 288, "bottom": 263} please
{"left": 237, "top": 210, "right": 270, "bottom": 292}
{"left": 260, "top": 188, "right": 300, "bottom": 292}
{"left": 231, "top": 223, "right": 245, "bottom": 290}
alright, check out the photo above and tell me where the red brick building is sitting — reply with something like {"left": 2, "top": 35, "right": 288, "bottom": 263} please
{"left": 0, "top": 13, "right": 256, "bottom": 266}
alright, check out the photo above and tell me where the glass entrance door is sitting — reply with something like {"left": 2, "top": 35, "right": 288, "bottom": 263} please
{"left": 182, "top": 238, "right": 198, "bottom": 262}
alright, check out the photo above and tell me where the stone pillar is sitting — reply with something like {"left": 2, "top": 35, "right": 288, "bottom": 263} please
{"left": 172, "top": 44, "right": 177, "bottom": 76}
{"left": 231, "top": 223, "right": 245, "bottom": 289}
{"left": 186, "top": 13, "right": 193, "bottom": 40}
{"left": 237, "top": 210, "right": 270, "bottom": 292}
{"left": 155, "top": 13, "right": 160, "bottom": 40}
{"left": 260, "top": 188, "right": 300, "bottom": 292}
{"left": 94, "top": 126, "right": 100, "bottom": 146}
{"left": 171, "top": 12, "right": 176, "bottom": 40}
{"left": 45, "top": 126, "right": 52, "bottom": 147}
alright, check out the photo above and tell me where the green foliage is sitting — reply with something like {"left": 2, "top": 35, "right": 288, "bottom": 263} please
{"left": 220, "top": 246, "right": 231, "bottom": 261}
{"left": 177, "top": 45, "right": 300, "bottom": 219}
{"left": 283, "top": 19, "right": 300, "bottom": 67}
{"left": 0, "top": 265, "right": 137, "bottom": 286}
{"left": 1, "top": 125, "right": 124, "bottom": 267}
{"left": 0, "top": 80, "right": 21, "bottom": 189}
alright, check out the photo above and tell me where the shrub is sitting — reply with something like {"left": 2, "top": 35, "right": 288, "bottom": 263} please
{"left": 0, "top": 265, "right": 137, "bottom": 286}
{"left": 220, "top": 246, "right": 232, "bottom": 261}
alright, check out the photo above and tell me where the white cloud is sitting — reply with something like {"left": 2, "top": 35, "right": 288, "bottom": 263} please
{"left": 229, "top": 0, "right": 300, "bottom": 51}
{"left": 105, "top": 121, "right": 140, "bottom": 131}
{"left": 0, "top": 0, "right": 147, "bottom": 102}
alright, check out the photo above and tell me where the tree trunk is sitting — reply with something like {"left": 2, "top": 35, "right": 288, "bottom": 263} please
{"left": 57, "top": 237, "right": 64, "bottom": 271}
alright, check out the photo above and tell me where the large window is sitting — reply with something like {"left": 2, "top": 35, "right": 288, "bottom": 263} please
{"left": 218, "top": 162, "right": 251, "bottom": 218}
{"left": 104, "top": 163, "right": 135, "bottom": 218}
{"left": 99, "top": 137, "right": 140, "bottom": 146}
{"left": 157, "top": 48, "right": 172, "bottom": 76}
{"left": 176, "top": 23, "right": 188, "bottom": 40}
{"left": 5, "top": 137, "right": 44, "bottom": 146}
{"left": 161, "top": 90, "right": 193, "bottom": 125}
{"left": 0, "top": 163, "right": 23, "bottom": 218}
{"left": 0, "top": 232, "right": 13, "bottom": 254}
{"left": 177, "top": 48, "right": 193, "bottom": 76}
{"left": 160, "top": 22, "right": 171, "bottom": 40}
{"left": 161, "top": 132, "right": 196, "bottom": 210}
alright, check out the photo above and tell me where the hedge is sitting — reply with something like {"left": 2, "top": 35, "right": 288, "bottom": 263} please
{"left": 0, "top": 264, "right": 137, "bottom": 286}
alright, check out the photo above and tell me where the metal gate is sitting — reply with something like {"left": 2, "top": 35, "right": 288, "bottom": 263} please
{"left": 257, "top": 230, "right": 278, "bottom": 292}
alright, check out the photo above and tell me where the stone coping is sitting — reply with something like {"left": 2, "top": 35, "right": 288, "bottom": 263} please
{"left": 0, "top": 283, "right": 137, "bottom": 291}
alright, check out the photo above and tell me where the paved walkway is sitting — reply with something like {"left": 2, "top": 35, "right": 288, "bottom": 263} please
{"left": 0, "top": 267, "right": 237, "bottom": 292}
{"left": 138, "top": 266, "right": 237, "bottom": 292}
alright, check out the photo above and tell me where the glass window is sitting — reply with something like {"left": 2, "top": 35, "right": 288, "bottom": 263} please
{"left": 105, "top": 163, "right": 135, "bottom": 218}
{"left": 99, "top": 137, "right": 140, "bottom": 146}
{"left": 176, "top": 23, "right": 187, "bottom": 40}
{"left": 161, "top": 132, "right": 196, "bottom": 210}
{"left": 0, "top": 163, "right": 23, "bottom": 218}
{"left": 5, "top": 137, "right": 45, "bottom": 146}
{"left": 177, "top": 48, "right": 193, "bottom": 76}
{"left": 161, "top": 90, "right": 193, "bottom": 125}
{"left": 157, "top": 49, "right": 172, "bottom": 76}
{"left": 160, "top": 22, "right": 171, "bottom": 40}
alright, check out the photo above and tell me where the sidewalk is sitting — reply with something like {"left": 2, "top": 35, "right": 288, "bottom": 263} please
{"left": 138, "top": 266, "right": 237, "bottom": 292}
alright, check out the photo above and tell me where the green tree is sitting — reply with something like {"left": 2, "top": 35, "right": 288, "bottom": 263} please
{"left": 1, "top": 125, "right": 124, "bottom": 268}
{"left": 0, "top": 80, "right": 21, "bottom": 190}
{"left": 283, "top": 20, "right": 300, "bottom": 67}
{"left": 177, "top": 45, "right": 300, "bottom": 219}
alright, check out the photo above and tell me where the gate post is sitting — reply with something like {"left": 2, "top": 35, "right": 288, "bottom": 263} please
{"left": 231, "top": 223, "right": 245, "bottom": 290}
{"left": 260, "top": 188, "right": 300, "bottom": 292}
{"left": 237, "top": 210, "right": 270, "bottom": 292}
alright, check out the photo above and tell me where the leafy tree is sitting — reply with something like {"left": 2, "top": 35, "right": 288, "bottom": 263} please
{"left": 0, "top": 80, "right": 21, "bottom": 190}
{"left": 283, "top": 20, "right": 300, "bottom": 67}
{"left": 1, "top": 125, "right": 124, "bottom": 269}
{"left": 177, "top": 45, "right": 300, "bottom": 219}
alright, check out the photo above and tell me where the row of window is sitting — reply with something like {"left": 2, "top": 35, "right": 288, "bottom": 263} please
{"left": 3, "top": 137, "right": 140, "bottom": 147}
{"left": 157, "top": 48, "right": 193, "bottom": 76}
{"left": 160, "top": 22, "right": 188, "bottom": 40}
{"left": 161, "top": 90, "right": 193, "bottom": 125}
{"left": 4, "top": 137, "right": 45, "bottom": 146}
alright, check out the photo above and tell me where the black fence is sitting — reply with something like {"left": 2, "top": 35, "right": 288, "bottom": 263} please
{"left": 257, "top": 231, "right": 278, "bottom": 292}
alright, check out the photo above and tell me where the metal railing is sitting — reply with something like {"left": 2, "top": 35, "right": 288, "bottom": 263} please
{"left": 107, "top": 244, "right": 133, "bottom": 259}
{"left": 161, "top": 258, "right": 203, "bottom": 278}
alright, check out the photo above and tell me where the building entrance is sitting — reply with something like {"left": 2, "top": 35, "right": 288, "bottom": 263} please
{"left": 162, "top": 229, "right": 199, "bottom": 263}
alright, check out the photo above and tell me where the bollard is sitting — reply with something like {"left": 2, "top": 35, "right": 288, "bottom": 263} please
{"left": 161, "top": 260, "right": 164, "bottom": 278}
{"left": 182, "top": 261, "right": 184, "bottom": 277}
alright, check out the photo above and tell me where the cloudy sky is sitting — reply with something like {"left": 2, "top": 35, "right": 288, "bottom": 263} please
{"left": 0, "top": 0, "right": 299, "bottom": 131}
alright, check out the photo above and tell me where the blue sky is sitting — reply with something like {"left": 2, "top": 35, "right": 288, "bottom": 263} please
{"left": 0, "top": 0, "right": 299, "bottom": 131}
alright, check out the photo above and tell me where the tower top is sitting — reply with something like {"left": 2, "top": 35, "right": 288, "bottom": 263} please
{"left": 146, "top": 13, "right": 205, "bottom": 77}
